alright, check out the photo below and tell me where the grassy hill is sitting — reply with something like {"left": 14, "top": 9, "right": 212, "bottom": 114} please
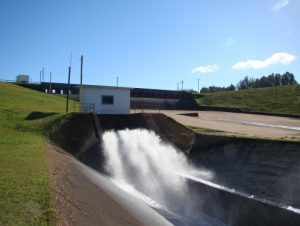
{"left": 196, "top": 85, "right": 300, "bottom": 116}
{"left": 0, "top": 82, "right": 77, "bottom": 225}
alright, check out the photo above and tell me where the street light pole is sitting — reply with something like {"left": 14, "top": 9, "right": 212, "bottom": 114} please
{"left": 197, "top": 79, "right": 200, "bottom": 93}
{"left": 49, "top": 72, "right": 52, "bottom": 94}
{"left": 66, "top": 66, "right": 71, "bottom": 113}
{"left": 80, "top": 55, "right": 83, "bottom": 86}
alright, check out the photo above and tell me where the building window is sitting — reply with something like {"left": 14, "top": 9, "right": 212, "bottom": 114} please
{"left": 102, "top": 95, "right": 114, "bottom": 105}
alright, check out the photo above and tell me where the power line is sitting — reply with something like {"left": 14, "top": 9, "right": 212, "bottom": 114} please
{"left": 71, "top": 57, "right": 81, "bottom": 67}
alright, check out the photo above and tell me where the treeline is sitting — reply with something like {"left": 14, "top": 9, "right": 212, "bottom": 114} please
{"left": 200, "top": 84, "right": 236, "bottom": 93}
{"left": 200, "top": 72, "right": 297, "bottom": 93}
{"left": 236, "top": 72, "right": 297, "bottom": 90}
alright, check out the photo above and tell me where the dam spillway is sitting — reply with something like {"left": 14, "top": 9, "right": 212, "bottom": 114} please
{"left": 49, "top": 112, "right": 300, "bottom": 226}
{"left": 102, "top": 128, "right": 224, "bottom": 225}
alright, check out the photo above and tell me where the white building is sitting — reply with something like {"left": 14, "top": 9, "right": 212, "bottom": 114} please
{"left": 79, "top": 85, "right": 131, "bottom": 114}
{"left": 16, "top": 74, "right": 29, "bottom": 84}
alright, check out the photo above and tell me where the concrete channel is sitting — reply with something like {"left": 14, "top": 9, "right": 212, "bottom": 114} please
{"left": 49, "top": 112, "right": 300, "bottom": 226}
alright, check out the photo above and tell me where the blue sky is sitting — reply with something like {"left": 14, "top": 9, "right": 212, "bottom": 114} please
{"left": 0, "top": 0, "right": 299, "bottom": 91}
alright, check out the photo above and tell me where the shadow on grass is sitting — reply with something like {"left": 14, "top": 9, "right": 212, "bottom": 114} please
{"left": 25, "top": 112, "right": 58, "bottom": 120}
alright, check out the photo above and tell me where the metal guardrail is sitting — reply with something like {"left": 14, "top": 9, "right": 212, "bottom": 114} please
{"left": 73, "top": 102, "right": 95, "bottom": 113}
{"left": 0, "top": 79, "right": 16, "bottom": 83}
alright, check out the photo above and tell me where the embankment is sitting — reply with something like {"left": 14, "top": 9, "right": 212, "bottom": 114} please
{"left": 50, "top": 112, "right": 300, "bottom": 225}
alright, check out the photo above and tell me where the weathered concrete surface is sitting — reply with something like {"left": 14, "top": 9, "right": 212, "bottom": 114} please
{"left": 135, "top": 110, "right": 300, "bottom": 139}
{"left": 49, "top": 113, "right": 106, "bottom": 173}
{"left": 189, "top": 135, "right": 300, "bottom": 209}
{"left": 47, "top": 142, "right": 144, "bottom": 226}
{"left": 197, "top": 105, "right": 300, "bottom": 118}
{"left": 49, "top": 112, "right": 300, "bottom": 225}
{"left": 188, "top": 178, "right": 300, "bottom": 226}
{"left": 97, "top": 113, "right": 196, "bottom": 152}
{"left": 49, "top": 112, "right": 196, "bottom": 173}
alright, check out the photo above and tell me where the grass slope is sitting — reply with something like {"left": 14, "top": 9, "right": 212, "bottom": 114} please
{"left": 196, "top": 85, "right": 300, "bottom": 115}
{"left": 0, "top": 83, "right": 76, "bottom": 225}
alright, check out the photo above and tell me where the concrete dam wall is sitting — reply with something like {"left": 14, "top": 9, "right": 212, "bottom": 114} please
{"left": 189, "top": 135, "right": 300, "bottom": 208}
{"left": 50, "top": 113, "right": 300, "bottom": 225}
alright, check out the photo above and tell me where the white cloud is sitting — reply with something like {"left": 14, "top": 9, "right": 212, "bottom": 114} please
{"left": 232, "top": 52, "right": 295, "bottom": 71}
{"left": 272, "top": 0, "right": 289, "bottom": 11}
{"left": 192, "top": 64, "right": 220, "bottom": 74}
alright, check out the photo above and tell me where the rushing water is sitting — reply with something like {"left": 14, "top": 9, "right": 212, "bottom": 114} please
{"left": 102, "top": 129, "right": 226, "bottom": 226}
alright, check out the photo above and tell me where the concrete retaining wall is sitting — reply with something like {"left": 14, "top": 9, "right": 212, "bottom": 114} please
{"left": 49, "top": 113, "right": 300, "bottom": 225}
{"left": 189, "top": 135, "right": 300, "bottom": 209}
{"left": 188, "top": 178, "right": 300, "bottom": 226}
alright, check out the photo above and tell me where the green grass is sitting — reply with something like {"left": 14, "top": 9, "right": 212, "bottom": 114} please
{"left": 196, "top": 85, "right": 300, "bottom": 116}
{"left": 0, "top": 82, "right": 77, "bottom": 225}
{"left": 187, "top": 125, "right": 300, "bottom": 142}
{"left": 187, "top": 125, "right": 245, "bottom": 137}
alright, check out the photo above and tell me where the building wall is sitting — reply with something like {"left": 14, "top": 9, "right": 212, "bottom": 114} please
{"left": 16, "top": 75, "right": 29, "bottom": 84}
{"left": 80, "top": 87, "right": 130, "bottom": 114}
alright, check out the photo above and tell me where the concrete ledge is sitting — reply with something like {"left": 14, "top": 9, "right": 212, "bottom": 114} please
{"left": 178, "top": 112, "right": 199, "bottom": 117}
{"left": 188, "top": 177, "right": 300, "bottom": 226}
{"left": 198, "top": 105, "right": 300, "bottom": 118}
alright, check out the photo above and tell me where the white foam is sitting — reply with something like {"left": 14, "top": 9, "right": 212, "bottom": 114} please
{"left": 101, "top": 129, "right": 224, "bottom": 225}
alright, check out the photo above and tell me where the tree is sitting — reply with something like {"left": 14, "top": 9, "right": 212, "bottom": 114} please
{"left": 236, "top": 72, "right": 297, "bottom": 89}
{"left": 200, "top": 72, "right": 296, "bottom": 93}
{"left": 284, "top": 72, "right": 297, "bottom": 85}
{"left": 226, "top": 84, "right": 236, "bottom": 91}
{"left": 200, "top": 87, "right": 209, "bottom": 93}
{"left": 267, "top": 74, "right": 275, "bottom": 86}
{"left": 274, "top": 73, "right": 281, "bottom": 86}
{"left": 281, "top": 73, "right": 289, "bottom": 85}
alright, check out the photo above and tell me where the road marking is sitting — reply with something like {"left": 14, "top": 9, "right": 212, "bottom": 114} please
{"left": 198, "top": 116, "right": 300, "bottom": 131}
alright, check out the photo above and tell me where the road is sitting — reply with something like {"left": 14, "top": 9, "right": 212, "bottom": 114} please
{"left": 131, "top": 110, "right": 300, "bottom": 139}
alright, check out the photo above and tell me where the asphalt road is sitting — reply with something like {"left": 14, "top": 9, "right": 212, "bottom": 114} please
{"left": 131, "top": 110, "right": 300, "bottom": 139}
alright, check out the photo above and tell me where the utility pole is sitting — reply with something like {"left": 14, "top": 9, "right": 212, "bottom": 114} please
{"left": 66, "top": 66, "right": 71, "bottom": 113}
{"left": 39, "top": 71, "right": 42, "bottom": 83}
{"left": 80, "top": 55, "right": 83, "bottom": 86}
{"left": 197, "top": 79, "right": 200, "bottom": 93}
{"left": 49, "top": 72, "right": 52, "bottom": 94}
{"left": 42, "top": 67, "right": 44, "bottom": 82}
{"left": 177, "top": 82, "right": 179, "bottom": 91}
{"left": 116, "top": 76, "right": 119, "bottom": 87}
{"left": 181, "top": 80, "right": 184, "bottom": 91}
{"left": 69, "top": 52, "right": 73, "bottom": 66}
